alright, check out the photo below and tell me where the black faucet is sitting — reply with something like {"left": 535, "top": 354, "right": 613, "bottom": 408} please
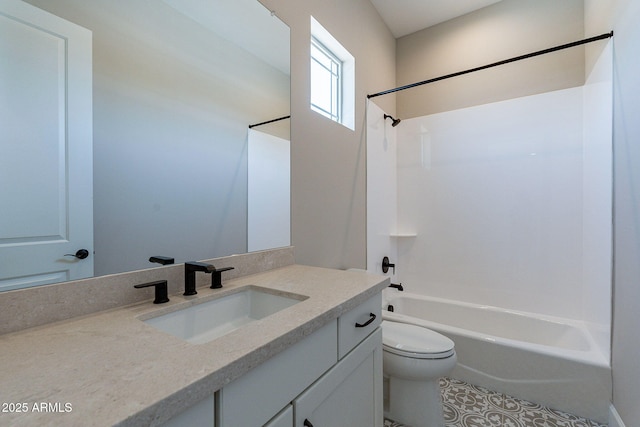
{"left": 389, "top": 283, "right": 404, "bottom": 291}
{"left": 149, "top": 256, "right": 174, "bottom": 265}
{"left": 184, "top": 261, "right": 215, "bottom": 296}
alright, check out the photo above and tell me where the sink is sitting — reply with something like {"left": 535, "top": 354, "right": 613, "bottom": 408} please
{"left": 142, "top": 287, "right": 307, "bottom": 344}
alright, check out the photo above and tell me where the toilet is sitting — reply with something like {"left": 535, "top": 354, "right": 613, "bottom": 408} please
{"left": 381, "top": 320, "right": 457, "bottom": 427}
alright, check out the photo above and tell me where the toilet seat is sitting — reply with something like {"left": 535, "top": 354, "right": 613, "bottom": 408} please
{"left": 381, "top": 320, "right": 455, "bottom": 360}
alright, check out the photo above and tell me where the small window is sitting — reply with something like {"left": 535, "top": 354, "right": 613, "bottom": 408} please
{"left": 311, "top": 37, "right": 342, "bottom": 122}
{"left": 310, "top": 17, "right": 354, "bottom": 130}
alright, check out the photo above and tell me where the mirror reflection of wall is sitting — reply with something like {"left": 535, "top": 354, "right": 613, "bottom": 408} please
{"left": 247, "top": 129, "right": 291, "bottom": 252}
{"left": 2, "top": 0, "right": 290, "bottom": 289}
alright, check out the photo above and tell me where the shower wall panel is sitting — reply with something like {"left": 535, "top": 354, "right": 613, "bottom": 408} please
{"left": 396, "top": 86, "right": 610, "bottom": 322}
{"left": 365, "top": 101, "right": 398, "bottom": 277}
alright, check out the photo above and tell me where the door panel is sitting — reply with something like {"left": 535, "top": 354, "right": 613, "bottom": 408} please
{"left": 0, "top": 0, "right": 93, "bottom": 290}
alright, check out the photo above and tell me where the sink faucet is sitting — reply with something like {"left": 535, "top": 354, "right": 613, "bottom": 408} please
{"left": 184, "top": 261, "right": 215, "bottom": 296}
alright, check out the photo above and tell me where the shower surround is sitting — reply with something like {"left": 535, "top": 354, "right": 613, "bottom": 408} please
{"left": 366, "top": 43, "right": 612, "bottom": 416}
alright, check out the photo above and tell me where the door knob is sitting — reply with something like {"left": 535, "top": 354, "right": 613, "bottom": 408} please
{"left": 64, "top": 249, "right": 90, "bottom": 260}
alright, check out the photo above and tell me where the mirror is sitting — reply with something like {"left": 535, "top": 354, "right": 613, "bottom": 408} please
{"left": 0, "top": 0, "right": 290, "bottom": 290}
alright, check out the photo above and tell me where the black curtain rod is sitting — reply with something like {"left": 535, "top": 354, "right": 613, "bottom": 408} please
{"left": 248, "top": 115, "right": 291, "bottom": 129}
{"left": 367, "top": 31, "right": 613, "bottom": 99}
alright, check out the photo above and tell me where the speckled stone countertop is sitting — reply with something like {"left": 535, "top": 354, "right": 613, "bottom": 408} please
{"left": 0, "top": 265, "right": 388, "bottom": 427}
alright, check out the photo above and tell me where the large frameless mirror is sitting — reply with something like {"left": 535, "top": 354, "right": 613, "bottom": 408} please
{"left": 0, "top": 0, "right": 290, "bottom": 291}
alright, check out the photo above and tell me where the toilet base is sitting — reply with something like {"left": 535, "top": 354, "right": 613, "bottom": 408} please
{"left": 385, "top": 376, "right": 445, "bottom": 427}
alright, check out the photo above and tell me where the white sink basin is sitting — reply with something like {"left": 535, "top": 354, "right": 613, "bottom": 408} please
{"left": 143, "top": 287, "right": 306, "bottom": 344}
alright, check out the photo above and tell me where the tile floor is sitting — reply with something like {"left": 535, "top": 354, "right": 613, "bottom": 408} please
{"left": 384, "top": 377, "right": 607, "bottom": 427}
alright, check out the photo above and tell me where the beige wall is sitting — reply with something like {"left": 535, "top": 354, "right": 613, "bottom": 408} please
{"left": 396, "top": 0, "right": 585, "bottom": 118}
{"left": 260, "top": 0, "right": 396, "bottom": 269}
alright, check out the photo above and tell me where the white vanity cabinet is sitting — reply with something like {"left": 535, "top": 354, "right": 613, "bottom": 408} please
{"left": 265, "top": 405, "right": 294, "bottom": 427}
{"left": 218, "top": 320, "right": 338, "bottom": 426}
{"left": 294, "top": 328, "right": 382, "bottom": 427}
{"left": 161, "top": 395, "right": 215, "bottom": 427}
{"left": 218, "top": 292, "right": 382, "bottom": 427}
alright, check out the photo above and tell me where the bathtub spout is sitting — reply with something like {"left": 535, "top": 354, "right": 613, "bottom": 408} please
{"left": 389, "top": 283, "right": 404, "bottom": 291}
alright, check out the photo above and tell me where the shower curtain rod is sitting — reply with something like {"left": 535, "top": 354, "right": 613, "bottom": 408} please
{"left": 367, "top": 31, "right": 613, "bottom": 99}
{"left": 248, "top": 115, "right": 290, "bottom": 129}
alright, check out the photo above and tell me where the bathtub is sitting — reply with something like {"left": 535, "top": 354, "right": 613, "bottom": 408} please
{"left": 382, "top": 291, "right": 611, "bottom": 423}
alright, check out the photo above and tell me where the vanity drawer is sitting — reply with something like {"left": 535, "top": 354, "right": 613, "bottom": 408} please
{"left": 338, "top": 293, "right": 382, "bottom": 359}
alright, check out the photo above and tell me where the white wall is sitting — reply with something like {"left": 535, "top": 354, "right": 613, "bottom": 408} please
{"left": 365, "top": 101, "right": 397, "bottom": 277}
{"left": 581, "top": 42, "right": 612, "bottom": 335}
{"left": 247, "top": 130, "right": 290, "bottom": 252}
{"left": 595, "top": 0, "right": 640, "bottom": 424}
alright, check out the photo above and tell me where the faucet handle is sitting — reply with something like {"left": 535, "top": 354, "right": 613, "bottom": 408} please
{"left": 134, "top": 280, "right": 170, "bottom": 304}
{"left": 210, "top": 267, "right": 235, "bottom": 289}
{"left": 382, "top": 256, "right": 396, "bottom": 274}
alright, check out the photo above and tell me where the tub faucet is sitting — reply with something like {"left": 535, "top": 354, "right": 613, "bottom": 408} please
{"left": 184, "top": 261, "right": 215, "bottom": 296}
{"left": 389, "top": 283, "right": 404, "bottom": 291}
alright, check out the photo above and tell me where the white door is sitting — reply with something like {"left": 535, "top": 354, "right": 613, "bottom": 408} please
{"left": 0, "top": 0, "right": 93, "bottom": 291}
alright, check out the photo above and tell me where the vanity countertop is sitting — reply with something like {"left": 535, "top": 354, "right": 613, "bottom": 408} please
{"left": 0, "top": 264, "right": 388, "bottom": 427}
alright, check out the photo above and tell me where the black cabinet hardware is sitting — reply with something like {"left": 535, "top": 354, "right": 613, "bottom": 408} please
{"left": 355, "top": 313, "right": 377, "bottom": 328}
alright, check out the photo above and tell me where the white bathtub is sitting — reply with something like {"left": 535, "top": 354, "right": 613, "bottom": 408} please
{"left": 382, "top": 291, "right": 611, "bottom": 423}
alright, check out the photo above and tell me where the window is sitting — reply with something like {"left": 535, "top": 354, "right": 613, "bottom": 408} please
{"left": 311, "top": 37, "right": 342, "bottom": 122}
{"left": 310, "top": 17, "right": 354, "bottom": 130}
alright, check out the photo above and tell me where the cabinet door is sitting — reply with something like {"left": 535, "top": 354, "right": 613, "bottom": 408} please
{"left": 160, "top": 395, "right": 215, "bottom": 427}
{"left": 264, "top": 405, "right": 293, "bottom": 427}
{"left": 219, "top": 320, "right": 337, "bottom": 427}
{"left": 294, "top": 328, "right": 382, "bottom": 427}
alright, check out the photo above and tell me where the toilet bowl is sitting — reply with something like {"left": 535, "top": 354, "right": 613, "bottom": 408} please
{"left": 382, "top": 320, "right": 456, "bottom": 427}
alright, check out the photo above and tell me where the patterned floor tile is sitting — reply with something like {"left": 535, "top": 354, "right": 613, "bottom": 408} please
{"left": 383, "top": 377, "right": 607, "bottom": 427}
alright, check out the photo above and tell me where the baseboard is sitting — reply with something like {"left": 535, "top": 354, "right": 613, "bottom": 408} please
{"left": 609, "top": 404, "right": 626, "bottom": 427}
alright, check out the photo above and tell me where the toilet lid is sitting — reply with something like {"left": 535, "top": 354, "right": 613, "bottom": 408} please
{"left": 381, "top": 320, "right": 455, "bottom": 359}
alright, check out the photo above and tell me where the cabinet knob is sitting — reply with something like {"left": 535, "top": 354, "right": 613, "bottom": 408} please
{"left": 303, "top": 420, "right": 314, "bottom": 427}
